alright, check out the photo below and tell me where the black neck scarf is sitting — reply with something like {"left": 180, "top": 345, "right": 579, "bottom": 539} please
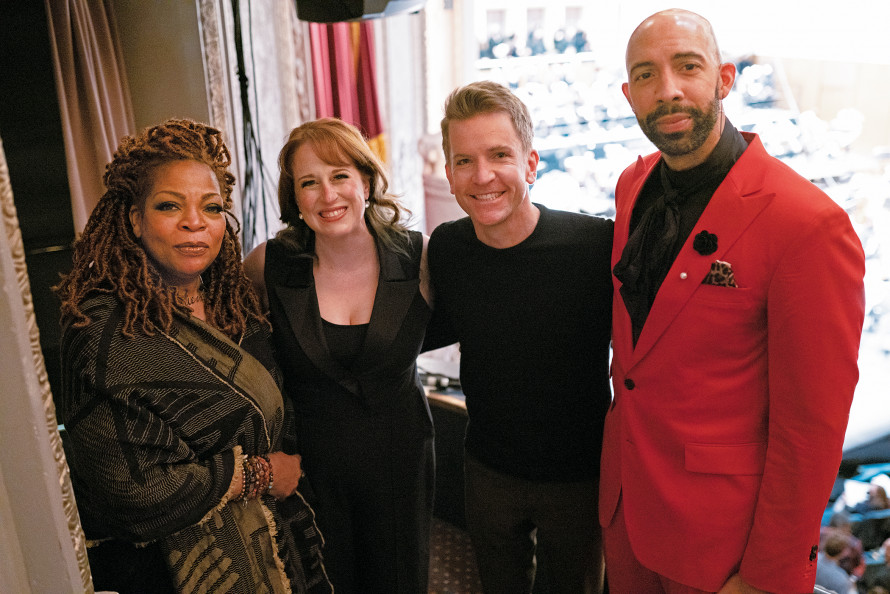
{"left": 613, "top": 121, "right": 748, "bottom": 344}
{"left": 613, "top": 163, "right": 684, "bottom": 335}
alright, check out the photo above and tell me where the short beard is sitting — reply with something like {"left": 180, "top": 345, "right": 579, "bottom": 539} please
{"left": 637, "top": 89, "right": 720, "bottom": 158}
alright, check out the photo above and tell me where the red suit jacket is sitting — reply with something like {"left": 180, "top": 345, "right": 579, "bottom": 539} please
{"left": 599, "top": 132, "right": 866, "bottom": 592}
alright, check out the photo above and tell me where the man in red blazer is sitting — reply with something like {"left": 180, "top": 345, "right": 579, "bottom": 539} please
{"left": 600, "top": 9, "right": 866, "bottom": 593}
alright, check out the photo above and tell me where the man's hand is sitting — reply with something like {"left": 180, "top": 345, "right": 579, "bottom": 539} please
{"left": 717, "top": 574, "right": 770, "bottom": 594}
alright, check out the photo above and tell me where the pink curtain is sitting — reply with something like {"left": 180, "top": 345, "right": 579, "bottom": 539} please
{"left": 45, "top": 0, "right": 135, "bottom": 234}
{"left": 355, "top": 23, "right": 383, "bottom": 143}
{"left": 309, "top": 21, "right": 385, "bottom": 160}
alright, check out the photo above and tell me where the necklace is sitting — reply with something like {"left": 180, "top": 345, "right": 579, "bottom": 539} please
{"left": 177, "top": 289, "right": 204, "bottom": 306}
{"left": 184, "top": 293, "right": 203, "bottom": 306}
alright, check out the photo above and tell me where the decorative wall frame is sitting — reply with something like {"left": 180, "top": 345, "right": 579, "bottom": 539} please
{"left": 0, "top": 138, "right": 91, "bottom": 591}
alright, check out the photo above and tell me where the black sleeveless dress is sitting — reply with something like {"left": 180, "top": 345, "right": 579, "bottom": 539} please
{"left": 264, "top": 230, "right": 434, "bottom": 594}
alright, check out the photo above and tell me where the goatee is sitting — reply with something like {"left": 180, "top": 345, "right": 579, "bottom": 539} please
{"left": 638, "top": 91, "right": 720, "bottom": 157}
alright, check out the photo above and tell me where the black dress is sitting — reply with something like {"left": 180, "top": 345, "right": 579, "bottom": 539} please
{"left": 264, "top": 230, "right": 434, "bottom": 594}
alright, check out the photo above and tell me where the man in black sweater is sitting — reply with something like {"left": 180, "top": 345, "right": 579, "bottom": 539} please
{"left": 428, "top": 80, "right": 613, "bottom": 593}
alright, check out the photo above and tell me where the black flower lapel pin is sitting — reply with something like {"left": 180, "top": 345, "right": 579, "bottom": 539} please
{"left": 693, "top": 230, "right": 718, "bottom": 255}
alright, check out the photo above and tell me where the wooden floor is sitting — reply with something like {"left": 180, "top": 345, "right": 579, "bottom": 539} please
{"left": 429, "top": 517, "right": 483, "bottom": 593}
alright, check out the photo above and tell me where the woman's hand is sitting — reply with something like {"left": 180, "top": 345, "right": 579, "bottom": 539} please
{"left": 266, "top": 451, "right": 304, "bottom": 500}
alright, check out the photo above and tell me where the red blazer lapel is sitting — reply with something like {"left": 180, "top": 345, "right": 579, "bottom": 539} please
{"left": 612, "top": 155, "right": 652, "bottom": 266}
{"left": 625, "top": 133, "right": 777, "bottom": 366}
{"left": 611, "top": 154, "right": 657, "bottom": 373}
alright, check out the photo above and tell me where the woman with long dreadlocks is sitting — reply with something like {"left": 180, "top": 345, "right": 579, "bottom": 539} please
{"left": 55, "top": 119, "right": 332, "bottom": 594}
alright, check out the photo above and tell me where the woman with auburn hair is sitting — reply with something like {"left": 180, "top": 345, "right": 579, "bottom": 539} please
{"left": 56, "top": 119, "right": 331, "bottom": 594}
{"left": 244, "top": 117, "right": 434, "bottom": 593}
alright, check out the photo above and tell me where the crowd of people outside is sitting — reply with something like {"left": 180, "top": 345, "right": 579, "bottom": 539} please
{"left": 480, "top": 26, "right": 591, "bottom": 59}
{"left": 820, "top": 480, "right": 890, "bottom": 593}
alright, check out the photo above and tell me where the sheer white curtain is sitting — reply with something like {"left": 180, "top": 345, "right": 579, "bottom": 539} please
{"left": 45, "top": 0, "right": 134, "bottom": 234}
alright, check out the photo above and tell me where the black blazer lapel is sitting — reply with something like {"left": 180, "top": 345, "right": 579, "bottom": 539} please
{"left": 271, "top": 254, "right": 362, "bottom": 396}
{"left": 353, "top": 237, "right": 420, "bottom": 371}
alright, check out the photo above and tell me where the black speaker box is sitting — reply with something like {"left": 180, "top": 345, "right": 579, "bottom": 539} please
{"left": 296, "top": 0, "right": 427, "bottom": 23}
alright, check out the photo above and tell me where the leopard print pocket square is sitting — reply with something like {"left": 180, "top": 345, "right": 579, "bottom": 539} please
{"left": 702, "top": 260, "right": 738, "bottom": 287}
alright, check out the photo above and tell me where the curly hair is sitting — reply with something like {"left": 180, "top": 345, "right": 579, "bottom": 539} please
{"left": 55, "top": 118, "right": 265, "bottom": 340}
{"left": 275, "top": 117, "right": 410, "bottom": 254}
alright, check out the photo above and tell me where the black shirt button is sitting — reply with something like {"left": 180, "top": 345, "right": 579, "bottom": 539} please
{"left": 624, "top": 378, "right": 635, "bottom": 390}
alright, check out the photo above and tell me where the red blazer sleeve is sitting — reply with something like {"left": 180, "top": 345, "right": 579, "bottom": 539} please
{"left": 739, "top": 197, "right": 865, "bottom": 591}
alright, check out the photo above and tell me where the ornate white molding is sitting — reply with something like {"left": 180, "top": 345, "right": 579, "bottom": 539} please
{"left": 198, "top": 0, "right": 230, "bottom": 137}
{"left": 287, "top": 8, "right": 315, "bottom": 125}
{"left": 0, "top": 139, "right": 90, "bottom": 590}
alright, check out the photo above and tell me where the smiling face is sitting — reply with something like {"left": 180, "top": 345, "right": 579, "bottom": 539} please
{"left": 622, "top": 10, "right": 735, "bottom": 170}
{"left": 444, "top": 110, "right": 540, "bottom": 246}
{"left": 291, "top": 142, "right": 370, "bottom": 241}
{"left": 128, "top": 159, "right": 226, "bottom": 291}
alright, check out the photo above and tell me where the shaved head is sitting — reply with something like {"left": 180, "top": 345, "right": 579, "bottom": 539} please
{"left": 627, "top": 9, "right": 721, "bottom": 73}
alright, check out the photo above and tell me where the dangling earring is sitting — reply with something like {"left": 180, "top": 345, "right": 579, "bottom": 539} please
{"left": 364, "top": 200, "right": 370, "bottom": 209}
{"left": 298, "top": 212, "right": 303, "bottom": 220}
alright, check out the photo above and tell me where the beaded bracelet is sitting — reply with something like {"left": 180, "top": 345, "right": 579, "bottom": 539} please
{"left": 255, "top": 456, "right": 270, "bottom": 497}
{"left": 231, "top": 453, "right": 248, "bottom": 502}
{"left": 238, "top": 459, "right": 247, "bottom": 499}
{"left": 245, "top": 457, "right": 261, "bottom": 500}
{"left": 239, "top": 455, "right": 273, "bottom": 501}
{"left": 263, "top": 455, "right": 274, "bottom": 494}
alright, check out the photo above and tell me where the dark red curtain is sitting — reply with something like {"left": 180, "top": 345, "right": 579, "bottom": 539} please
{"left": 309, "top": 21, "right": 385, "bottom": 160}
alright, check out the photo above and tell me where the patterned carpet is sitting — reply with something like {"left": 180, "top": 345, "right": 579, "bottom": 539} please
{"left": 429, "top": 517, "right": 483, "bottom": 593}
